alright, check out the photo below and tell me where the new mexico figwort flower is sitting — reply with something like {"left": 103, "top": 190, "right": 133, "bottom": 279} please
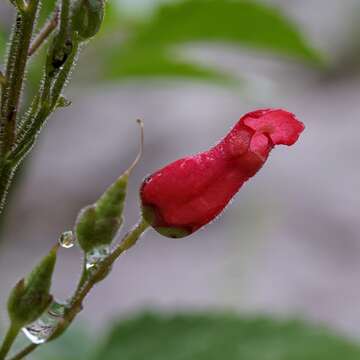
{"left": 141, "top": 109, "right": 304, "bottom": 238}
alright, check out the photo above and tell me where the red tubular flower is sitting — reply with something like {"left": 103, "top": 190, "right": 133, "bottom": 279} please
{"left": 140, "top": 109, "right": 304, "bottom": 238}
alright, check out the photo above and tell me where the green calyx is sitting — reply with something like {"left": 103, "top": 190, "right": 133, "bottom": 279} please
{"left": 7, "top": 246, "right": 58, "bottom": 328}
{"left": 75, "top": 173, "right": 128, "bottom": 253}
{"left": 156, "top": 226, "right": 191, "bottom": 239}
{"left": 75, "top": 119, "right": 144, "bottom": 253}
{"left": 72, "top": 0, "right": 105, "bottom": 41}
{"left": 141, "top": 205, "right": 191, "bottom": 239}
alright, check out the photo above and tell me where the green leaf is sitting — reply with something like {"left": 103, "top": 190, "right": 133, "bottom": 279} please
{"left": 104, "top": 46, "right": 234, "bottom": 84}
{"left": 103, "top": 0, "right": 323, "bottom": 83}
{"left": 93, "top": 313, "right": 360, "bottom": 360}
{"left": 133, "top": 0, "right": 323, "bottom": 64}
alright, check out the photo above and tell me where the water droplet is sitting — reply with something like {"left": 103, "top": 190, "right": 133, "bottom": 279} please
{"left": 59, "top": 230, "right": 75, "bottom": 249}
{"left": 85, "top": 245, "right": 110, "bottom": 271}
{"left": 22, "top": 301, "right": 67, "bottom": 344}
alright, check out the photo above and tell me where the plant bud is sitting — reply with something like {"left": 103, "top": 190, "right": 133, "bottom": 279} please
{"left": 72, "top": 0, "right": 105, "bottom": 41}
{"left": 7, "top": 246, "right": 58, "bottom": 327}
{"left": 75, "top": 120, "right": 144, "bottom": 254}
{"left": 75, "top": 175, "right": 127, "bottom": 253}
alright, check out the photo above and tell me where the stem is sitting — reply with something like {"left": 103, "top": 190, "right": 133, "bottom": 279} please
{"left": 0, "top": 323, "right": 20, "bottom": 360}
{"left": 109, "top": 218, "right": 149, "bottom": 262}
{"left": 11, "top": 36, "right": 80, "bottom": 166}
{"left": 0, "top": 1, "right": 40, "bottom": 156}
{"left": 75, "top": 260, "right": 88, "bottom": 292}
{"left": 66, "top": 218, "right": 149, "bottom": 323}
{"left": 58, "top": 0, "right": 70, "bottom": 42}
{"left": 49, "top": 36, "right": 79, "bottom": 108}
{"left": 7, "top": 344, "right": 37, "bottom": 360}
{"left": 0, "top": 72, "right": 5, "bottom": 86}
{"left": 28, "top": 9, "right": 60, "bottom": 57}
{"left": 8, "top": 219, "right": 150, "bottom": 360}
{"left": 0, "top": 161, "right": 14, "bottom": 213}
{"left": 0, "top": 35, "right": 80, "bottom": 213}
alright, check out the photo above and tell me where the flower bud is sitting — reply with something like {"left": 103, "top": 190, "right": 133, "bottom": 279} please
{"left": 75, "top": 175, "right": 128, "bottom": 253}
{"left": 7, "top": 246, "right": 58, "bottom": 327}
{"left": 75, "top": 120, "right": 144, "bottom": 253}
{"left": 140, "top": 109, "right": 304, "bottom": 238}
{"left": 72, "top": 0, "right": 105, "bottom": 41}
{"left": 75, "top": 205, "right": 97, "bottom": 253}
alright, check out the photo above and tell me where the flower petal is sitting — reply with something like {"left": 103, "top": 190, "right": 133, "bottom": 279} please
{"left": 243, "top": 109, "right": 304, "bottom": 145}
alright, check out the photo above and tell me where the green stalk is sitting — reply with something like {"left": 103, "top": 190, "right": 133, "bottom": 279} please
{"left": 0, "top": 0, "right": 40, "bottom": 157}
{"left": 0, "top": 323, "right": 20, "bottom": 360}
{"left": 0, "top": 161, "right": 14, "bottom": 211}
{"left": 6, "top": 344, "right": 37, "bottom": 360}
{"left": 0, "top": 0, "right": 40, "bottom": 214}
{"left": 8, "top": 219, "right": 150, "bottom": 360}
{"left": 28, "top": 10, "right": 59, "bottom": 57}
{"left": 54, "top": 219, "right": 150, "bottom": 330}
{"left": 11, "top": 36, "right": 80, "bottom": 167}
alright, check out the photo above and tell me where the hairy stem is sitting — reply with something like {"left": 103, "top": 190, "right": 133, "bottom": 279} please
{"left": 0, "top": 161, "right": 14, "bottom": 212}
{"left": 0, "top": 72, "right": 5, "bottom": 86}
{"left": 57, "top": 219, "right": 150, "bottom": 334}
{"left": 0, "top": 1, "right": 40, "bottom": 156}
{"left": 9, "top": 219, "right": 150, "bottom": 360}
{"left": 0, "top": 0, "right": 41, "bottom": 215}
{"left": 0, "top": 34, "right": 80, "bottom": 213}
{"left": 12, "top": 36, "right": 80, "bottom": 166}
{"left": 28, "top": 9, "right": 60, "bottom": 57}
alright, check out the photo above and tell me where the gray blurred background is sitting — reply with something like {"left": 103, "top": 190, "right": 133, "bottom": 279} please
{"left": 1, "top": 0, "right": 360, "bottom": 340}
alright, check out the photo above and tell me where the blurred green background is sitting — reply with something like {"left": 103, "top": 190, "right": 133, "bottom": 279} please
{"left": 1, "top": 0, "right": 360, "bottom": 359}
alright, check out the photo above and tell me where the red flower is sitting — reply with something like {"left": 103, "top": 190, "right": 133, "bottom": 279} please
{"left": 140, "top": 109, "right": 304, "bottom": 238}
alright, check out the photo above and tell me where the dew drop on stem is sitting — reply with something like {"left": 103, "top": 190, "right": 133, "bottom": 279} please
{"left": 85, "top": 245, "right": 111, "bottom": 271}
{"left": 22, "top": 301, "right": 68, "bottom": 344}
